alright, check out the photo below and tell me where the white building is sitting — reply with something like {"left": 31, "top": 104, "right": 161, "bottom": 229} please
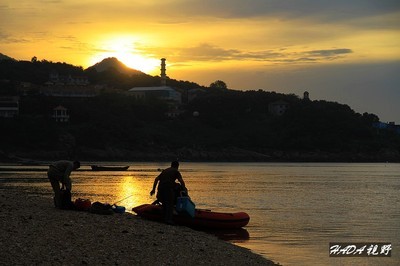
{"left": 268, "top": 100, "right": 289, "bottom": 116}
{"left": 52, "top": 105, "right": 69, "bottom": 122}
{"left": 128, "top": 58, "right": 182, "bottom": 104}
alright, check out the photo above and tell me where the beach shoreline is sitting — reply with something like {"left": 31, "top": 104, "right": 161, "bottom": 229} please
{"left": 0, "top": 187, "right": 278, "bottom": 265}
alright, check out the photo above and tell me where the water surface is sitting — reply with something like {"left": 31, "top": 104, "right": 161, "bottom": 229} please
{"left": 1, "top": 162, "right": 399, "bottom": 265}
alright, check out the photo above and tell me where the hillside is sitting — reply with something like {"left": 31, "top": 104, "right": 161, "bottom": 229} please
{"left": 87, "top": 57, "right": 143, "bottom": 75}
{"left": 0, "top": 53, "right": 15, "bottom": 61}
{"left": 0, "top": 55, "right": 399, "bottom": 162}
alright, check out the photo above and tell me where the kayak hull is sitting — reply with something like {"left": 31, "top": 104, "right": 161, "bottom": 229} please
{"left": 91, "top": 165, "right": 129, "bottom": 171}
{"left": 132, "top": 204, "right": 250, "bottom": 229}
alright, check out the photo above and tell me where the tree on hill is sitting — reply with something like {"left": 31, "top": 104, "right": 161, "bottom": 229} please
{"left": 0, "top": 58, "right": 84, "bottom": 84}
{"left": 209, "top": 80, "right": 228, "bottom": 90}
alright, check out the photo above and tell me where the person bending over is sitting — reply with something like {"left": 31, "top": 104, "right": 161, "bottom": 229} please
{"left": 47, "top": 160, "right": 80, "bottom": 208}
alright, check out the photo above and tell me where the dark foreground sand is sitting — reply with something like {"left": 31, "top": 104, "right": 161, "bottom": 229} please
{"left": 0, "top": 187, "right": 278, "bottom": 265}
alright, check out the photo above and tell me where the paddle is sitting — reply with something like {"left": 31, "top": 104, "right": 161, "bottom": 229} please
{"left": 113, "top": 194, "right": 134, "bottom": 205}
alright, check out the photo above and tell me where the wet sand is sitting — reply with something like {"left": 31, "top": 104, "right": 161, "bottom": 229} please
{"left": 0, "top": 187, "right": 278, "bottom": 265}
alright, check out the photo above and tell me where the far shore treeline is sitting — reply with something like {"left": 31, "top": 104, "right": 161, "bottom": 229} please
{"left": 0, "top": 56, "right": 399, "bottom": 163}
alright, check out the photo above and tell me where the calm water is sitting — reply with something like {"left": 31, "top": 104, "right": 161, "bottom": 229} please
{"left": 1, "top": 162, "right": 399, "bottom": 266}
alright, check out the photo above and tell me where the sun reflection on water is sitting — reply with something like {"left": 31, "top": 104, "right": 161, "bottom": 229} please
{"left": 70, "top": 170, "right": 157, "bottom": 208}
{"left": 114, "top": 175, "right": 153, "bottom": 209}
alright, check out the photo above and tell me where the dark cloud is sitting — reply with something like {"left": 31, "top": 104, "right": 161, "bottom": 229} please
{"left": 306, "top": 49, "right": 352, "bottom": 56}
{"left": 6, "top": 38, "right": 30, "bottom": 44}
{"left": 66, "top": 0, "right": 399, "bottom": 26}
{"left": 262, "top": 48, "right": 353, "bottom": 63}
{"left": 181, "top": 0, "right": 400, "bottom": 21}
{"left": 148, "top": 43, "right": 353, "bottom": 64}
{"left": 180, "top": 44, "right": 242, "bottom": 60}
{"left": 39, "top": 0, "right": 63, "bottom": 3}
{"left": 0, "top": 31, "right": 30, "bottom": 44}
{"left": 0, "top": 31, "right": 8, "bottom": 39}
{"left": 270, "top": 57, "right": 318, "bottom": 64}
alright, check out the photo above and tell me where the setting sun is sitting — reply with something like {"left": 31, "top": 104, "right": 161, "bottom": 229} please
{"left": 118, "top": 54, "right": 160, "bottom": 74}
{"left": 88, "top": 36, "right": 160, "bottom": 74}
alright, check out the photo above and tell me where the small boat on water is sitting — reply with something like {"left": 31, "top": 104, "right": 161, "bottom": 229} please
{"left": 91, "top": 165, "right": 129, "bottom": 171}
{"left": 132, "top": 204, "right": 250, "bottom": 229}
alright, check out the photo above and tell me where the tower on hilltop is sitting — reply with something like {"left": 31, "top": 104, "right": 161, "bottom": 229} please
{"left": 160, "top": 58, "right": 166, "bottom": 86}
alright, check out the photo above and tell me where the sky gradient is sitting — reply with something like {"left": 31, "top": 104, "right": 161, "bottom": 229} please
{"left": 1, "top": 0, "right": 399, "bottom": 122}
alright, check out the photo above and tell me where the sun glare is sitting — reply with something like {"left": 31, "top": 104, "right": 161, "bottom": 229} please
{"left": 120, "top": 54, "right": 160, "bottom": 74}
{"left": 89, "top": 36, "right": 160, "bottom": 74}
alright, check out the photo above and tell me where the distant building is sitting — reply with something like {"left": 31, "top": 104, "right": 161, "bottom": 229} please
{"left": 373, "top": 121, "right": 400, "bottom": 134}
{"left": 165, "top": 105, "right": 184, "bottom": 118}
{"left": 0, "top": 96, "right": 19, "bottom": 118}
{"left": 128, "top": 86, "right": 182, "bottom": 103}
{"left": 303, "top": 91, "right": 310, "bottom": 101}
{"left": 52, "top": 105, "right": 69, "bottom": 122}
{"left": 268, "top": 100, "right": 289, "bottom": 116}
{"left": 128, "top": 58, "right": 182, "bottom": 104}
{"left": 160, "top": 58, "right": 167, "bottom": 86}
{"left": 47, "top": 72, "right": 89, "bottom": 86}
{"left": 20, "top": 82, "right": 32, "bottom": 88}
{"left": 40, "top": 86, "right": 98, "bottom": 98}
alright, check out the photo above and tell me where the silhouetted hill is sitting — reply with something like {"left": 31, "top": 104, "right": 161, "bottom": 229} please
{"left": 0, "top": 53, "right": 15, "bottom": 61}
{"left": 86, "top": 57, "right": 143, "bottom": 75}
{"left": 0, "top": 57, "right": 84, "bottom": 85}
{"left": 0, "top": 55, "right": 399, "bottom": 162}
{"left": 0, "top": 55, "right": 203, "bottom": 91}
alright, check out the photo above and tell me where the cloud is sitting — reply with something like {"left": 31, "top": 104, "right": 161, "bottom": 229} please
{"left": 137, "top": 43, "right": 353, "bottom": 64}
{"left": 0, "top": 31, "right": 8, "bottom": 39}
{"left": 39, "top": 0, "right": 63, "bottom": 3}
{"left": 302, "top": 49, "right": 353, "bottom": 61}
{"left": 0, "top": 30, "right": 30, "bottom": 44}
{"left": 178, "top": 44, "right": 242, "bottom": 61}
{"left": 58, "top": 38, "right": 102, "bottom": 54}
{"left": 15, "top": 0, "right": 397, "bottom": 29}
{"left": 306, "top": 49, "right": 352, "bottom": 56}
{"left": 177, "top": 0, "right": 400, "bottom": 21}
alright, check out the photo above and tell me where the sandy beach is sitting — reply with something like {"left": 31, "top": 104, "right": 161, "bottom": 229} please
{"left": 0, "top": 187, "right": 278, "bottom": 265}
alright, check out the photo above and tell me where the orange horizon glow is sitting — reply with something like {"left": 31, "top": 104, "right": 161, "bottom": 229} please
{"left": 1, "top": 0, "right": 399, "bottom": 122}
{"left": 79, "top": 35, "right": 160, "bottom": 74}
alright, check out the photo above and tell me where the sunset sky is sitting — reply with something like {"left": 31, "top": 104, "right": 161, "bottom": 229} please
{"left": 1, "top": 0, "right": 399, "bottom": 122}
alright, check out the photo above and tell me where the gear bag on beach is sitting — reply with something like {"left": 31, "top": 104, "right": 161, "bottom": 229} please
{"left": 54, "top": 189, "right": 75, "bottom": 210}
{"left": 74, "top": 198, "right": 92, "bottom": 211}
{"left": 176, "top": 191, "right": 195, "bottom": 218}
{"left": 89, "top": 201, "right": 114, "bottom": 215}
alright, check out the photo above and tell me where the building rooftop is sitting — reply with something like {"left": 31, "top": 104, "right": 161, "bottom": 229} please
{"left": 128, "top": 86, "right": 174, "bottom": 92}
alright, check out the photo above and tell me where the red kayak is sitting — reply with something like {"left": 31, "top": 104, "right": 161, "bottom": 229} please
{"left": 132, "top": 204, "right": 250, "bottom": 229}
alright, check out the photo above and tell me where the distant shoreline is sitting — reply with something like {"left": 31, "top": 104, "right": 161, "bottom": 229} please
{"left": 1, "top": 147, "right": 399, "bottom": 164}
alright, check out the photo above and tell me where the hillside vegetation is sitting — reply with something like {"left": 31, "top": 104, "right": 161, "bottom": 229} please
{"left": 0, "top": 58, "right": 399, "bottom": 162}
